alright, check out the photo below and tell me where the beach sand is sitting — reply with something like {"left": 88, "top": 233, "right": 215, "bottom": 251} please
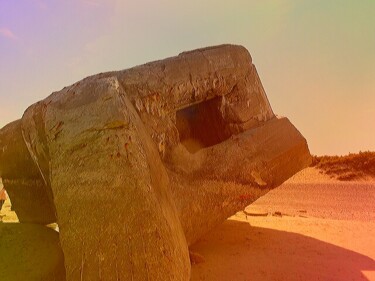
{"left": 1, "top": 167, "right": 374, "bottom": 280}
{"left": 190, "top": 168, "right": 375, "bottom": 281}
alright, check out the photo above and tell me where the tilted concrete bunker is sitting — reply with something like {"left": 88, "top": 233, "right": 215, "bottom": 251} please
{"left": 0, "top": 44, "right": 311, "bottom": 280}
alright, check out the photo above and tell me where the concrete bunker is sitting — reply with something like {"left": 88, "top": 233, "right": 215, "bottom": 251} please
{"left": 176, "top": 96, "right": 231, "bottom": 153}
{"left": 0, "top": 44, "right": 312, "bottom": 281}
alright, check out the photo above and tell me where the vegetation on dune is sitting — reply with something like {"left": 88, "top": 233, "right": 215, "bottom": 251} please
{"left": 311, "top": 151, "right": 375, "bottom": 181}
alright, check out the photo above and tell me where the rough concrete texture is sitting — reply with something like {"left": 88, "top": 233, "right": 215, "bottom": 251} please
{"left": 0, "top": 223, "right": 66, "bottom": 281}
{"left": 0, "top": 120, "right": 56, "bottom": 224}
{"left": 0, "top": 44, "right": 311, "bottom": 280}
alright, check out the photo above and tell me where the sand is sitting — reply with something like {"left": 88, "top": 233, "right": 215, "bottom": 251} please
{"left": 1, "top": 167, "right": 374, "bottom": 280}
{"left": 0, "top": 197, "right": 18, "bottom": 223}
{"left": 190, "top": 168, "right": 375, "bottom": 281}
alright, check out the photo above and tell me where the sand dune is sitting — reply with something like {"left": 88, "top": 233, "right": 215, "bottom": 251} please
{"left": 190, "top": 167, "right": 375, "bottom": 281}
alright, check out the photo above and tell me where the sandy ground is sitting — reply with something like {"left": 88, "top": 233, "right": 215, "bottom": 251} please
{"left": 190, "top": 168, "right": 375, "bottom": 281}
{"left": 0, "top": 198, "right": 18, "bottom": 223}
{"left": 1, "top": 168, "right": 374, "bottom": 280}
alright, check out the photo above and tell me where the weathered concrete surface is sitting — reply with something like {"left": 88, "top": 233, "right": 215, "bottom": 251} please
{"left": 118, "top": 44, "right": 274, "bottom": 153}
{"left": 167, "top": 116, "right": 311, "bottom": 245}
{"left": 21, "top": 77, "right": 190, "bottom": 281}
{"left": 0, "top": 120, "right": 56, "bottom": 224}
{"left": 0, "top": 44, "right": 311, "bottom": 280}
{"left": 0, "top": 223, "right": 65, "bottom": 281}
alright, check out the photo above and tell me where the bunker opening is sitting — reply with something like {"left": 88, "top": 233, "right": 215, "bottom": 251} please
{"left": 176, "top": 96, "right": 231, "bottom": 153}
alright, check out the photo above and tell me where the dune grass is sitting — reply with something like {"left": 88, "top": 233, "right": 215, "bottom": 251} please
{"left": 311, "top": 151, "right": 375, "bottom": 181}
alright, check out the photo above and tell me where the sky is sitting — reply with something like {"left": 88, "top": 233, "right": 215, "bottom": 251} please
{"left": 0, "top": 0, "right": 374, "bottom": 155}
